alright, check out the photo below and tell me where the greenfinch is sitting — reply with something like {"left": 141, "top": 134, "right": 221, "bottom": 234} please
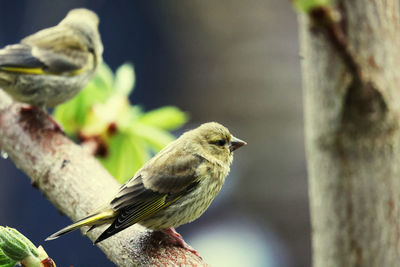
{"left": 46, "top": 122, "right": 246, "bottom": 254}
{"left": 0, "top": 8, "right": 103, "bottom": 108}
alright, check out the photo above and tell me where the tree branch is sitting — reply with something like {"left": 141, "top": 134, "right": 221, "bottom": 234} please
{"left": 0, "top": 90, "right": 206, "bottom": 266}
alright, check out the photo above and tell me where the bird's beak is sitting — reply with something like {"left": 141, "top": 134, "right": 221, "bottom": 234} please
{"left": 229, "top": 136, "right": 247, "bottom": 152}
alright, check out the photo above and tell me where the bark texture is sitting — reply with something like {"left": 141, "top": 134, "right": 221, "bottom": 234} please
{"left": 0, "top": 90, "right": 205, "bottom": 266}
{"left": 300, "top": 1, "right": 400, "bottom": 266}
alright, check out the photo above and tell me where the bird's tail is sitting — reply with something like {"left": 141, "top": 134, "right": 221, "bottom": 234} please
{"left": 45, "top": 209, "right": 115, "bottom": 241}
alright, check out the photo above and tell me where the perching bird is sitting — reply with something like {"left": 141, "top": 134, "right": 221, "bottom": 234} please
{"left": 46, "top": 122, "right": 246, "bottom": 254}
{"left": 0, "top": 8, "right": 103, "bottom": 109}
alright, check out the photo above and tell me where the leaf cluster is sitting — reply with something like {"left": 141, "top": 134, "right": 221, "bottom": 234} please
{"left": 0, "top": 226, "right": 54, "bottom": 267}
{"left": 54, "top": 63, "right": 187, "bottom": 183}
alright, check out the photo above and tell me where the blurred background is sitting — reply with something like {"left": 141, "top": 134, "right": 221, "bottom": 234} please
{"left": 0, "top": 1, "right": 308, "bottom": 266}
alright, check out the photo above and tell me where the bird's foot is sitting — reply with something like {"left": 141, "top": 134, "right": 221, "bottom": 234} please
{"left": 159, "top": 228, "right": 200, "bottom": 258}
{"left": 44, "top": 113, "right": 64, "bottom": 133}
{"left": 20, "top": 105, "right": 64, "bottom": 133}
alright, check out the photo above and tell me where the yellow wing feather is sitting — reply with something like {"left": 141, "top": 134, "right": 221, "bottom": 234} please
{"left": 45, "top": 209, "right": 115, "bottom": 241}
{"left": 1, "top": 66, "right": 45, "bottom": 75}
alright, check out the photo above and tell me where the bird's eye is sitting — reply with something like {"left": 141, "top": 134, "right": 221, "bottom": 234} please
{"left": 216, "top": 139, "right": 226, "bottom": 146}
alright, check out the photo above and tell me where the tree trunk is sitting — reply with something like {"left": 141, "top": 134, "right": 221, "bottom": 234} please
{"left": 300, "top": 1, "right": 400, "bottom": 266}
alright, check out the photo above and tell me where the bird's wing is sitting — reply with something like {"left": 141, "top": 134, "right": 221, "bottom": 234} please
{"left": 141, "top": 151, "right": 206, "bottom": 193}
{"left": 0, "top": 26, "right": 90, "bottom": 74}
{"left": 95, "top": 185, "right": 171, "bottom": 243}
{"left": 94, "top": 153, "right": 205, "bottom": 243}
{"left": 0, "top": 44, "right": 47, "bottom": 73}
{"left": 110, "top": 152, "right": 205, "bottom": 210}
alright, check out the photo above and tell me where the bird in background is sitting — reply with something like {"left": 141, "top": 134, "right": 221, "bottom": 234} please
{"left": 0, "top": 8, "right": 103, "bottom": 127}
{"left": 46, "top": 122, "right": 246, "bottom": 255}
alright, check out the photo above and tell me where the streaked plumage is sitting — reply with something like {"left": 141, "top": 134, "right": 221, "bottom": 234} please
{"left": 46, "top": 122, "right": 246, "bottom": 246}
{"left": 0, "top": 8, "right": 103, "bottom": 107}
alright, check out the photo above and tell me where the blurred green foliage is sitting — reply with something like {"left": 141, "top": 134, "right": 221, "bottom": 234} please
{"left": 54, "top": 63, "right": 188, "bottom": 183}
{"left": 293, "top": 0, "right": 330, "bottom": 12}
{"left": 0, "top": 226, "right": 54, "bottom": 267}
{"left": 0, "top": 252, "right": 16, "bottom": 267}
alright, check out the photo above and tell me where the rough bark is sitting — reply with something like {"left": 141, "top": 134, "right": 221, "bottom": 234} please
{"left": 0, "top": 90, "right": 205, "bottom": 266}
{"left": 300, "top": 1, "right": 400, "bottom": 266}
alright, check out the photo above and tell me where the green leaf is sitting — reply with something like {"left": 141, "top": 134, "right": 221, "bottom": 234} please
{"left": 139, "top": 106, "right": 188, "bottom": 130}
{"left": 0, "top": 228, "right": 53, "bottom": 267}
{"left": 53, "top": 63, "right": 115, "bottom": 134}
{"left": 53, "top": 95, "right": 85, "bottom": 134}
{"left": 130, "top": 124, "right": 175, "bottom": 152}
{"left": 0, "top": 250, "right": 16, "bottom": 267}
{"left": 0, "top": 227, "right": 33, "bottom": 261}
{"left": 94, "top": 63, "right": 114, "bottom": 92}
{"left": 98, "top": 132, "right": 150, "bottom": 183}
{"left": 5, "top": 229, "right": 37, "bottom": 257}
{"left": 114, "top": 63, "right": 135, "bottom": 96}
{"left": 293, "top": 0, "right": 330, "bottom": 12}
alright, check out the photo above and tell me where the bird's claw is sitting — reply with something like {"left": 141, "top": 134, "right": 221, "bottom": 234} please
{"left": 159, "top": 228, "right": 201, "bottom": 258}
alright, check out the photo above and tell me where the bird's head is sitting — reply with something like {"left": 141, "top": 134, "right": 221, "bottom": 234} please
{"left": 60, "top": 8, "right": 103, "bottom": 61}
{"left": 63, "top": 8, "right": 100, "bottom": 26}
{"left": 186, "top": 122, "right": 246, "bottom": 164}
